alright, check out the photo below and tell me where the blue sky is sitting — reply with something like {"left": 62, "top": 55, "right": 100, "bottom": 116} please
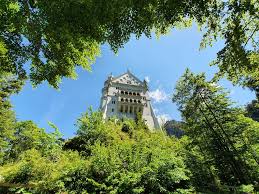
{"left": 11, "top": 25, "right": 255, "bottom": 138}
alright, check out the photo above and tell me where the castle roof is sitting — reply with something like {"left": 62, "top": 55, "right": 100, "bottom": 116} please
{"left": 112, "top": 70, "right": 144, "bottom": 86}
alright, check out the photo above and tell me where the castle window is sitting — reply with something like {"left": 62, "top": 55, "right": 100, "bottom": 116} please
{"left": 137, "top": 93, "right": 140, "bottom": 96}
{"left": 121, "top": 98, "right": 124, "bottom": 102}
{"left": 130, "top": 99, "right": 132, "bottom": 103}
{"left": 129, "top": 106, "right": 133, "bottom": 113}
{"left": 138, "top": 100, "right": 141, "bottom": 103}
{"left": 125, "top": 99, "right": 128, "bottom": 102}
{"left": 125, "top": 91, "right": 128, "bottom": 95}
{"left": 133, "top": 92, "right": 136, "bottom": 95}
{"left": 129, "top": 92, "right": 132, "bottom": 95}
{"left": 121, "top": 91, "right": 124, "bottom": 94}
{"left": 111, "top": 100, "right": 115, "bottom": 104}
{"left": 111, "top": 108, "right": 114, "bottom": 112}
{"left": 134, "top": 99, "right": 137, "bottom": 103}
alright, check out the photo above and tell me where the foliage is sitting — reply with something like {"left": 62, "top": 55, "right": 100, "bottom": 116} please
{"left": 0, "top": 73, "right": 23, "bottom": 164}
{"left": 4, "top": 120, "right": 64, "bottom": 163}
{"left": 1, "top": 1, "right": 258, "bottom": 190}
{"left": 1, "top": 109, "right": 191, "bottom": 193}
{"left": 172, "top": 69, "right": 259, "bottom": 191}
{"left": 1, "top": 0, "right": 257, "bottom": 89}
{"left": 1, "top": 149, "right": 86, "bottom": 193}
{"left": 199, "top": 0, "right": 259, "bottom": 89}
{"left": 0, "top": 0, "right": 211, "bottom": 87}
{"left": 0, "top": 73, "right": 258, "bottom": 193}
{"left": 246, "top": 99, "right": 259, "bottom": 122}
{"left": 64, "top": 109, "right": 191, "bottom": 193}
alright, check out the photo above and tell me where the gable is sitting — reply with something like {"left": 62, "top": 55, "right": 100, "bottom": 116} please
{"left": 112, "top": 72, "right": 143, "bottom": 86}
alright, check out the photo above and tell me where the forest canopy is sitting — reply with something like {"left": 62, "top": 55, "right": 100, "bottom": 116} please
{"left": 1, "top": 0, "right": 258, "bottom": 89}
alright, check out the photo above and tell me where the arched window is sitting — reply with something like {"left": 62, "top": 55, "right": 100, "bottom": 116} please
{"left": 129, "top": 92, "right": 132, "bottom": 95}
{"left": 125, "top": 99, "right": 128, "bottom": 102}
{"left": 133, "top": 92, "right": 136, "bottom": 95}
{"left": 121, "top": 98, "right": 124, "bottom": 102}
{"left": 137, "top": 93, "right": 140, "bottom": 96}
{"left": 138, "top": 100, "right": 141, "bottom": 103}
{"left": 134, "top": 99, "right": 137, "bottom": 103}
{"left": 125, "top": 91, "right": 128, "bottom": 95}
{"left": 130, "top": 99, "right": 132, "bottom": 103}
{"left": 121, "top": 91, "right": 124, "bottom": 94}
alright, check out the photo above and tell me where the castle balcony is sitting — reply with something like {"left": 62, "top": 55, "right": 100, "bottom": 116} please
{"left": 117, "top": 101, "right": 144, "bottom": 115}
{"left": 117, "top": 92, "right": 146, "bottom": 100}
{"left": 118, "top": 90, "right": 144, "bottom": 97}
{"left": 118, "top": 101, "right": 144, "bottom": 106}
{"left": 118, "top": 97, "right": 145, "bottom": 104}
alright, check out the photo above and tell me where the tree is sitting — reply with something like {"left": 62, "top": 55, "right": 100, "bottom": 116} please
{"left": 1, "top": 110, "right": 192, "bottom": 193}
{"left": 64, "top": 112, "right": 191, "bottom": 193}
{"left": 172, "top": 69, "right": 259, "bottom": 191}
{"left": 0, "top": 0, "right": 206, "bottom": 87}
{"left": 246, "top": 99, "right": 259, "bottom": 122}
{"left": 245, "top": 84, "right": 259, "bottom": 122}
{"left": 0, "top": 73, "right": 23, "bottom": 164}
{"left": 199, "top": 0, "right": 259, "bottom": 89}
{"left": 4, "top": 121, "right": 63, "bottom": 163}
{"left": 1, "top": 0, "right": 257, "bottom": 88}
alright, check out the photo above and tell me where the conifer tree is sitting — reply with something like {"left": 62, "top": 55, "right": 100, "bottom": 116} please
{"left": 173, "top": 69, "right": 259, "bottom": 189}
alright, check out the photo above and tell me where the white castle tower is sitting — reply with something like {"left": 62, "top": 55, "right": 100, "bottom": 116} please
{"left": 100, "top": 70, "right": 160, "bottom": 130}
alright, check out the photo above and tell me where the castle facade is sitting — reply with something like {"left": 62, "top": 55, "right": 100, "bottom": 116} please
{"left": 100, "top": 70, "right": 160, "bottom": 129}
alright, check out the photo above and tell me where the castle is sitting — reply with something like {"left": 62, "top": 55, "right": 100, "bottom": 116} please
{"left": 99, "top": 70, "right": 160, "bottom": 130}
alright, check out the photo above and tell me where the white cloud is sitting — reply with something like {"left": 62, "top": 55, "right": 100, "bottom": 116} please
{"left": 153, "top": 108, "right": 159, "bottom": 114}
{"left": 148, "top": 89, "right": 169, "bottom": 103}
{"left": 157, "top": 114, "right": 171, "bottom": 126}
{"left": 144, "top": 76, "right": 150, "bottom": 83}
